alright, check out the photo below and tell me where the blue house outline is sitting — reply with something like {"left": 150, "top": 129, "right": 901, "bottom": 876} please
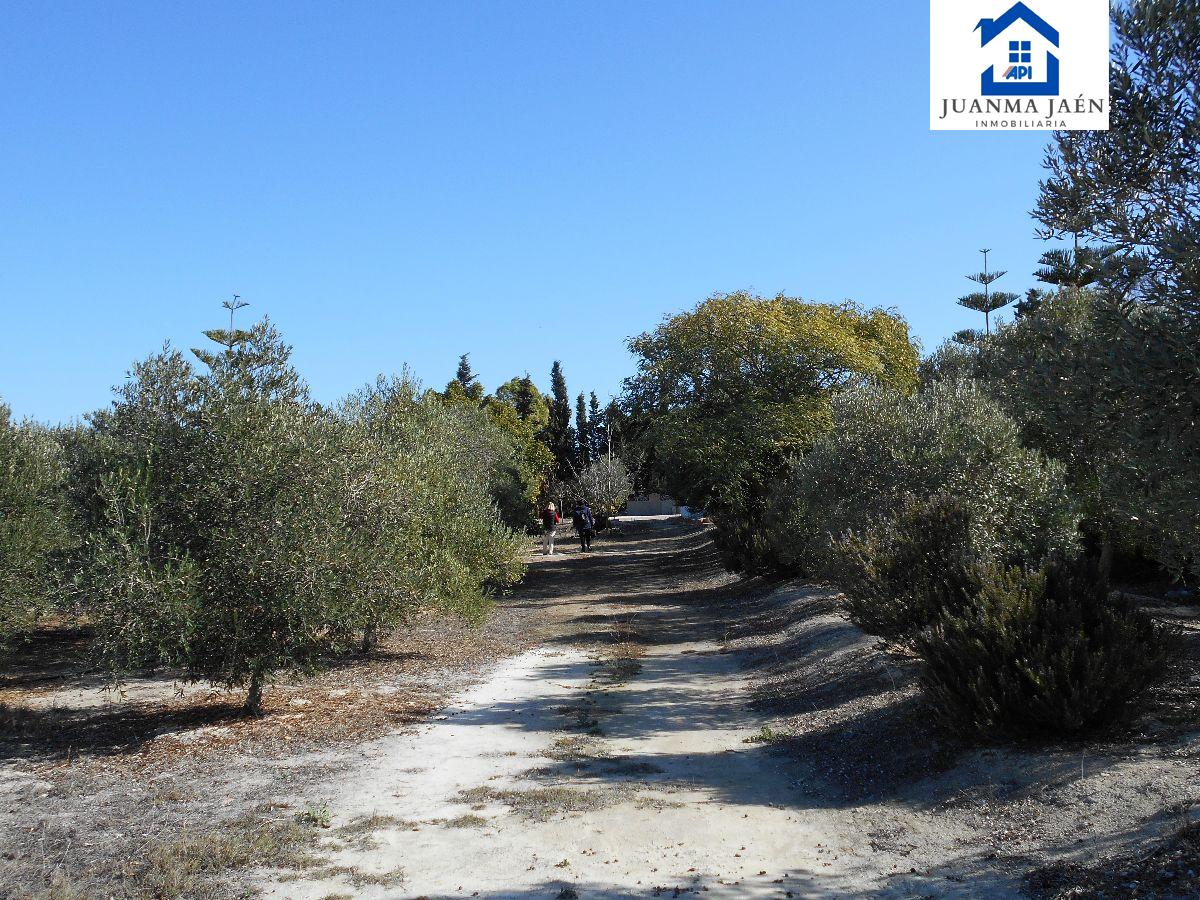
{"left": 975, "top": 2, "right": 1060, "bottom": 96}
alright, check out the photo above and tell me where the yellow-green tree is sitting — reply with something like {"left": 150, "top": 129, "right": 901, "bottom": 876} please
{"left": 624, "top": 291, "right": 918, "bottom": 568}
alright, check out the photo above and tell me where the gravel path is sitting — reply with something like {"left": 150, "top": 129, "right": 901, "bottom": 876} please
{"left": 254, "top": 520, "right": 928, "bottom": 898}
{"left": 242, "top": 518, "right": 1199, "bottom": 899}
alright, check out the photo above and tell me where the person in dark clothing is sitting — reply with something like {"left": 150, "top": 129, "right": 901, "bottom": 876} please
{"left": 572, "top": 501, "right": 596, "bottom": 552}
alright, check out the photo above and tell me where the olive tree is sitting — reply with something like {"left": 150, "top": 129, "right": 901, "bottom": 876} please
{"left": 84, "top": 322, "right": 365, "bottom": 713}
{"left": 570, "top": 453, "right": 633, "bottom": 525}
{"left": 0, "top": 402, "right": 74, "bottom": 651}
{"left": 772, "top": 379, "right": 1079, "bottom": 575}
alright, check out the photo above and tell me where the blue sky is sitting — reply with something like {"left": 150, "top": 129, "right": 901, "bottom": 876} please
{"left": 2, "top": 1, "right": 1053, "bottom": 424}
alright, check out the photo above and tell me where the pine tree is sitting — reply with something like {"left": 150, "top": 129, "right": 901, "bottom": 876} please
{"left": 575, "top": 393, "right": 591, "bottom": 467}
{"left": 957, "top": 249, "right": 1018, "bottom": 335}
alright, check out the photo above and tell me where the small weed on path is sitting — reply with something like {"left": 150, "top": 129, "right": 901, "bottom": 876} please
{"left": 744, "top": 724, "right": 787, "bottom": 744}
{"left": 456, "top": 785, "right": 623, "bottom": 821}
{"left": 445, "top": 813, "right": 489, "bottom": 828}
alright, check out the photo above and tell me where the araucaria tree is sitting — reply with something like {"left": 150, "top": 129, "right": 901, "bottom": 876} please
{"left": 624, "top": 290, "right": 919, "bottom": 568}
{"left": 957, "top": 249, "right": 1018, "bottom": 335}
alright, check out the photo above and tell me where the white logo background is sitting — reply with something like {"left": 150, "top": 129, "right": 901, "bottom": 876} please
{"left": 930, "top": 0, "right": 1109, "bottom": 131}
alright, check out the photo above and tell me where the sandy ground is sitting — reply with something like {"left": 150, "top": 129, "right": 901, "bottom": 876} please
{"left": 258, "top": 620, "right": 857, "bottom": 898}
{"left": 4, "top": 518, "right": 1197, "bottom": 899}
{"left": 249, "top": 519, "right": 1200, "bottom": 899}
{"left": 243, "top": 523, "right": 945, "bottom": 898}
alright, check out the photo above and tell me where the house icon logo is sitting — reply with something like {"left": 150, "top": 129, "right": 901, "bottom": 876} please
{"left": 930, "top": 0, "right": 1109, "bottom": 131}
{"left": 976, "top": 2, "right": 1060, "bottom": 96}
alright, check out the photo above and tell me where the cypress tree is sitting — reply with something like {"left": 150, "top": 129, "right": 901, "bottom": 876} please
{"left": 587, "top": 392, "right": 604, "bottom": 458}
{"left": 514, "top": 375, "right": 536, "bottom": 421}
{"left": 575, "top": 393, "right": 591, "bottom": 467}
{"left": 545, "top": 361, "right": 575, "bottom": 480}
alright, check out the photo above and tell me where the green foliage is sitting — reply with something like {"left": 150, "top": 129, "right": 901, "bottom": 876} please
{"left": 969, "top": 289, "right": 1197, "bottom": 581}
{"left": 958, "top": 253, "right": 1018, "bottom": 335}
{"left": 827, "top": 495, "right": 981, "bottom": 640}
{"left": 587, "top": 393, "right": 605, "bottom": 458}
{"left": 624, "top": 290, "right": 919, "bottom": 569}
{"left": 570, "top": 454, "right": 633, "bottom": 523}
{"left": 0, "top": 402, "right": 75, "bottom": 650}
{"left": 575, "top": 393, "right": 591, "bottom": 467}
{"left": 441, "top": 368, "right": 555, "bottom": 529}
{"left": 773, "top": 379, "right": 1078, "bottom": 574}
{"left": 445, "top": 353, "right": 485, "bottom": 405}
{"left": 916, "top": 559, "right": 1171, "bottom": 737}
{"left": 494, "top": 375, "right": 550, "bottom": 431}
{"left": 340, "top": 375, "right": 526, "bottom": 637}
{"left": 544, "top": 361, "right": 576, "bottom": 482}
{"left": 1035, "top": 1, "right": 1200, "bottom": 316}
{"left": 478, "top": 396, "right": 554, "bottom": 529}
{"left": 80, "top": 321, "right": 525, "bottom": 712}
{"left": 1027, "top": 2, "right": 1200, "bottom": 580}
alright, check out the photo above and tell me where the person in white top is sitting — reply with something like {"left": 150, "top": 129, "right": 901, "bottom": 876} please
{"left": 540, "top": 502, "right": 560, "bottom": 555}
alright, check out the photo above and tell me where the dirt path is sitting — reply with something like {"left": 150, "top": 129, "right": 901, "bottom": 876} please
{"left": 256, "top": 520, "right": 923, "bottom": 899}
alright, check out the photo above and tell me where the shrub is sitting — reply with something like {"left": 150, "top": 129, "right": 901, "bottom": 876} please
{"left": 916, "top": 558, "right": 1171, "bottom": 737}
{"left": 0, "top": 402, "right": 74, "bottom": 651}
{"left": 570, "top": 454, "right": 633, "bottom": 525}
{"left": 971, "top": 291, "right": 1199, "bottom": 584}
{"left": 82, "top": 324, "right": 525, "bottom": 712}
{"left": 771, "top": 378, "right": 1078, "bottom": 574}
{"left": 340, "top": 375, "right": 526, "bottom": 647}
{"left": 827, "top": 494, "right": 981, "bottom": 640}
{"left": 623, "top": 290, "right": 919, "bottom": 570}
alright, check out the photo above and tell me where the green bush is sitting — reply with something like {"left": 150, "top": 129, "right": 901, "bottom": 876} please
{"left": 970, "top": 290, "right": 1199, "bottom": 584}
{"left": 340, "top": 375, "right": 526, "bottom": 646}
{"left": 81, "top": 323, "right": 525, "bottom": 712}
{"left": 623, "top": 290, "right": 920, "bottom": 570}
{"left": 916, "top": 558, "right": 1171, "bottom": 737}
{"left": 827, "top": 494, "right": 981, "bottom": 640}
{"left": 0, "top": 402, "right": 74, "bottom": 650}
{"left": 771, "top": 378, "right": 1078, "bottom": 574}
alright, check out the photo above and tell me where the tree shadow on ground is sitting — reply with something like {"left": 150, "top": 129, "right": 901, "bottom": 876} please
{"left": 0, "top": 699, "right": 249, "bottom": 763}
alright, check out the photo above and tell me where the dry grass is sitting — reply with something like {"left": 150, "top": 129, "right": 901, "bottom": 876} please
{"left": 455, "top": 784, "right": 623, "bottom": 821}
{"left": 2, "top": 812, "right": 323, "bottom": 900}
{"left": 444, "top": 813, "right": 489, "bottom": 828}
{"left": 295, "top": 864, "right": 405, "bottom": 889}
{"left": 335, "top": 812, "right": 414, "bottom": 836}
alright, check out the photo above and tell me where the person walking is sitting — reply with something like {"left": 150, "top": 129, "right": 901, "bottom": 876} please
{"left": 572, "top": 501, "right": 596, "bottom": 552}
{"left": 541, "top": 502, "right": 560, "bottom": 555}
